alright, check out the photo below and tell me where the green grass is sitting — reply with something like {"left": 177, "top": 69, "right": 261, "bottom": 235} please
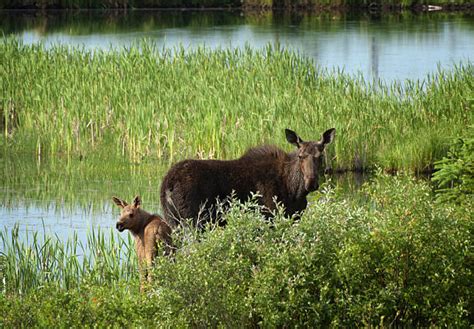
{"left": 0, "top": 225, "right": 138, "bottom": 294}
{"left": 1, "top": 173, "right": 472, "bottom": 326}
{"left": 1, "top": 39, "right": 472, "bottom": 172}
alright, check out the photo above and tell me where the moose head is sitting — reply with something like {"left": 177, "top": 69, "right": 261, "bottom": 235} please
{"left": 112, "top": 195, "right": 142, "bottom": 232}
{"left": 285, "top": 128, "right": 336, "bottom": 192}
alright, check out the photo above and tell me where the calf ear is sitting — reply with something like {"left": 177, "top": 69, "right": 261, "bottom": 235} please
{"left": 285, "top": 129, "right": 304, "bottom": 148}
{"left": 133, "top": 195, "right": 141, "bottom": 208}
{"left": 321, "top": 128, "right": 336, "bottom": 147}
{"left": 112, "top": 197, "right": 127, "bottom": 208}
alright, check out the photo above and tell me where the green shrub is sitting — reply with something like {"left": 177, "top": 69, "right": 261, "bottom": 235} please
{"left": 144, "top": 173, "right": 473, "bottom": 327}
{"left": 0, "top": 284, "right": 155, "bottom": 328}
{"left": 1, "top": 174, "right": 472, "bottom": 326}
{"left": 432, "top": 128, "right": 474, "bottom": 206}
{"left": 333, "top": 173, "right": 472, "bottom": 326}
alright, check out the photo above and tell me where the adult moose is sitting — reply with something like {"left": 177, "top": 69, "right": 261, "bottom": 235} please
{"left": 160, "top": 128, "right": 336, "bottom": 229}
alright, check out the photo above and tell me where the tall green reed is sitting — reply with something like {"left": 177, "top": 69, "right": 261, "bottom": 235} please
{"left": 1, "top": 38, "right": 472, "bottom": 172}
{"left": 0, "top": 224, "right": 138, "bottom": 294}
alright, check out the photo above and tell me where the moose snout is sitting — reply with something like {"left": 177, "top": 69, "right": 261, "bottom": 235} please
{"left": 304, "top": 176, "right": 318, "bottom": 192}
{"left": 116, "top": 221, "right": 125, "bottom": 232}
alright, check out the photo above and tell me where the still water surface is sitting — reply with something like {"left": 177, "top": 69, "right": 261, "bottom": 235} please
{"left": 2, "top": 10, "right": 474, "bottom": 82}
{"left": 0, "top": 10, "right": 472, "bottom": 246}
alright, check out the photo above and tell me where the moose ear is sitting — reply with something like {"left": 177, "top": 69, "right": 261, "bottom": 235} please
{"left": 133, "top": 195, "right": 141, "bottom": 208}
{"left": 112, "top": 197, "right": 128, "bottom": 208}
{"left": 285, "top": 129, "right": 304, "bottom": 148}
{"left": 321, "top": 128, "right": 336, "bottom": 147}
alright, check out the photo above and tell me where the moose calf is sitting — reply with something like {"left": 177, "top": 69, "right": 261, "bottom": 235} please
{"left": 113, "top": 196, "right": 173, "bottom": 288}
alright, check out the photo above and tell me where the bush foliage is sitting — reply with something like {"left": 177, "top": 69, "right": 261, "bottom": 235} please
{"left": 1, "top": 174, "right": 472, "bottom": 327}
{"left": 432, "top": 129, "right": 474, "bottom": 206}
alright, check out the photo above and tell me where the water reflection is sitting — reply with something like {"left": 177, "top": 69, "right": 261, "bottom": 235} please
{"left": 0, "top": 154, "right": 162, "bottom": 247}
{"left": 1, "top": 10, "right": 473, "bottom": 82}
{"left": 0, "top": 205, "right": 112, "bottom": 250}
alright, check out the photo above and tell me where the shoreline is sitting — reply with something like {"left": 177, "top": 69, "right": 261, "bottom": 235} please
{"left": 1, "top": 3, "right": 473, "bottom": 12}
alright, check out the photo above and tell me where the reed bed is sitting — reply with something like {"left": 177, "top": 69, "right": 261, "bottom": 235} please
{"left": 0, "top": 224, "right": 138, "bottom": 294}
{"left": 1, "top": 38, "right": 472, "bottom": 172}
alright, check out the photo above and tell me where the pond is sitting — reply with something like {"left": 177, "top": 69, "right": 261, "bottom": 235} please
{"left": 0, "top": 9, "right": 471, "bottom": 249}
{"left": 1, "top": 10, "right": 473, "bottom": 82}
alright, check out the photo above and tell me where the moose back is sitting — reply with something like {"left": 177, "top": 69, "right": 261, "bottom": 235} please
{"left": 160, "top": 128, "right": 335, "bottom": 228}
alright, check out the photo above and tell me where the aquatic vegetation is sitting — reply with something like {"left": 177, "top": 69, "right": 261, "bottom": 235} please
{"left": 0, "top": 225, "right": 138, "bottom": 294}
{"left": 1, "top": 39, "right": 472, "bottom": 172}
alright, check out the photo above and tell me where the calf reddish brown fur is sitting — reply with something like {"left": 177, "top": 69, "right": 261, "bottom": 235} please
{"left": 113, "top": 196, "right": 173, "bottom": 287}
{"left": 160, "top": 128, "right": 335, "bottom": 229}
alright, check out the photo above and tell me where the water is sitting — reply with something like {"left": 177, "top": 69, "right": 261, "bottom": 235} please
{"left": 0, "top": 154, "right": 165, "bottom": 248}
{"left": 0, "top": 9, "right": 471, "bottom": 247}
{"left": 1, "top": 10, "right": 473, "bottom": 82}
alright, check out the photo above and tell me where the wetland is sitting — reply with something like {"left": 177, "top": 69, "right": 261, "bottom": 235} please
{"left": 1, "top": 9, "right": 472, "bottom": 327}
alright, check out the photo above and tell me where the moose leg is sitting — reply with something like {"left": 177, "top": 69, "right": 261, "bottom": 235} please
{"left": 145, "top": 247, "right": 157, "bottom": 284}
{"left": 138, "top": 261, "right": 147, "bottom": 292}
{"left": 262, "top": 190, "right": 279, "bottom": 218}
{"left": 136, "top": 246, "right": 148, "bottom": 292}
{"left": 162, "top": 233, "right": 174, "bottom": 257}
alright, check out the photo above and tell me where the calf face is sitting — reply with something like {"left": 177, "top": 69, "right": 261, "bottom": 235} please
{"left": 113, "top": 195, "right": 141, "bottom": 233}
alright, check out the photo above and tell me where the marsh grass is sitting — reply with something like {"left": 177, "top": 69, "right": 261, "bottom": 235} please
{"left": 1, "top": 39, "right": 473, "bottom": 172}
{"left": 0, "top": 224, "right": 138, "bottom": 294}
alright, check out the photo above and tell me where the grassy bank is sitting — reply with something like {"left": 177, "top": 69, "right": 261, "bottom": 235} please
{"left": 1, "top": 39, "right": 472, "bottom": 172}
{"left": 1, "top": 173, "right": 472, "bottom": 326}
{"left": 0, "top": 0, "right": 472, "bottom": 10}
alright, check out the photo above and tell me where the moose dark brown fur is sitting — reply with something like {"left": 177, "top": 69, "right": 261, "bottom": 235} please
{"left": 113, "top": 196, "right": 173, "bottom": 288}
{"left": 160, "top": 128, "right": 335, "bottom": 228}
